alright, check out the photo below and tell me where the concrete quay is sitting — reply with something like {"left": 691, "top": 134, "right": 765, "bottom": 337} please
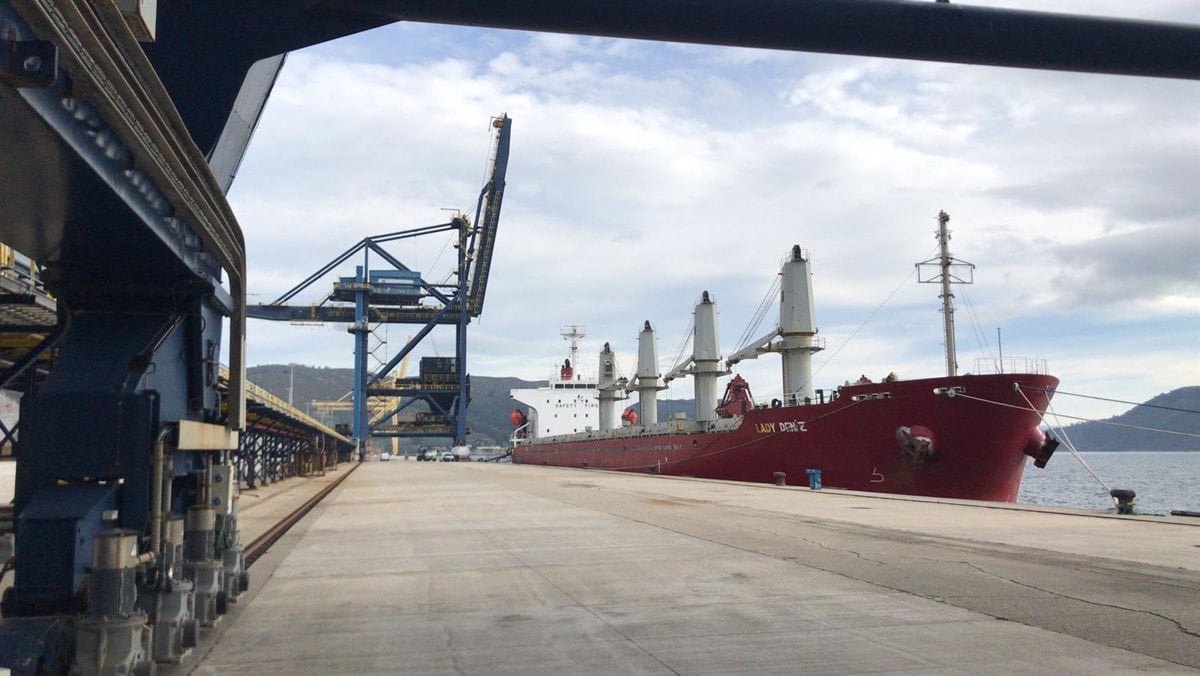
{"left": 196, "top": 461, "right": 1199, "bottom": 674}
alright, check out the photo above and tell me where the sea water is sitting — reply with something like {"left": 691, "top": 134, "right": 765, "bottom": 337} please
{"left": 1018, "top": 451, "right": 1200, "bottom": 516}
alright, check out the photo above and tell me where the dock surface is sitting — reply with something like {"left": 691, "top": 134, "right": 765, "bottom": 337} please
{"left": 194, "top": 462, "right": 1198, "bottom": 674}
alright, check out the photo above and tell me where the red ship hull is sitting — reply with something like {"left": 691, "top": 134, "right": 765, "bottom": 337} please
{"left": 513, "top": 373, "right": 1059, "bottom": 502}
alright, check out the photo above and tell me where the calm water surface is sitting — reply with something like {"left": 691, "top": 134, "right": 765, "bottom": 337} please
{"left": 1019, "top": 451, "right": 1200, "bottom": 515}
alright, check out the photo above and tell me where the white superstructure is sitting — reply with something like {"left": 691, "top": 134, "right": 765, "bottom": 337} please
{"left": 510, "top": 327, "right": 599, "bottom": 439}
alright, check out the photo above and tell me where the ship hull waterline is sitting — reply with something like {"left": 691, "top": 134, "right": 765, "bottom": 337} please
{"left": 513, "top": 373, "right": 1059, "bottom": 503}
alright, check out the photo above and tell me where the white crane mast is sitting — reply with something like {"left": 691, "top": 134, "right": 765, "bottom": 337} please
{"left": 725, "top": 245, "right": 824, "bottom": 404}
{"left": 596, "top": 342, "right": 625, "bottom": 430}
{"left": 692, "top": 292, "right": 722, "bottom": 423}
{"left": 631, "top": 321, "right": 665, "bottom": 424}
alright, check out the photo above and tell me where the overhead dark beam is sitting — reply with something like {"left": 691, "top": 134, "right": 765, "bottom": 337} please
{"left": 140, "top": 1, "right": 1197, "bottom": 179}
{"left": 142, "top": 2, "right": 394, "bottom": 159}
{"left": 246, "top": 304, "right": 462, "bottom": 324}
{"left": 333, "top": 0, "right": 1200, "bottom": 80}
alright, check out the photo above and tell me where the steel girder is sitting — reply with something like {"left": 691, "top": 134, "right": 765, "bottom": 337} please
{"left": 0, "top": 3, "right": 247, "bottom": 642}
{"left": 336, "top": 0, "right": 1200, "bottom": 80}
{"left": 248, "top": 220, "right": 478, "bottom": 457}
{"left": 237, "top": 418, "right": 348, "bottom": 489}
{"left": 134, "top": 2, "right": 1199, "bottom": 177}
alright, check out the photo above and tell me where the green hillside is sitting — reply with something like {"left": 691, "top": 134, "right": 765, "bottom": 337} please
{"left": 247, "top": 365, "right": 354, "bottom": 411}
{"left": 1057, "top": 386, "right": 1200, "bottom": 452}
{"left": 462, "top": 375, "right": 542, "bottom": 445}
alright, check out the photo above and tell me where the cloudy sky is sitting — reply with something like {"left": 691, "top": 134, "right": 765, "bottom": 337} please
{"left": 228, "top": 0, "right": 1199, "bottom": 425}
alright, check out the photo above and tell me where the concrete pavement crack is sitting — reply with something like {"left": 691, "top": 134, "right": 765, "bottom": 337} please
{"left": 521, "top": 480, "right": 1200, "bottom": 669}
{"left": 950, "top": 558, "right": 1200, "bottom": 640}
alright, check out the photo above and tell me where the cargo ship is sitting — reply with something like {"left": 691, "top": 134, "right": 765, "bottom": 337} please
{"left": 510, "top": 213, "right": 1060, "bottom": 502}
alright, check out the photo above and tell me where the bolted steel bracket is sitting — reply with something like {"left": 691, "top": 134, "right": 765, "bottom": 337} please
{"left": 1, "top": 38, "right": 57, "bottom": 88}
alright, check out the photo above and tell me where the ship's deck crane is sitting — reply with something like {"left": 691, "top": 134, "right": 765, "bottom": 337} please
{"left": 1, "top": 0, "right": 1196, "bottom": 672}
{"left": 726, "top": 247, "right": 826, "bottom": 406}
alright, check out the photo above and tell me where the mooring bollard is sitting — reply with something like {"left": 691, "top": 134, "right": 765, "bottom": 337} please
{"left": 773, "top": 471, "right": 786, "bottom": 486}
{"left": 806, "top": 468, "right": 822, "bottom": 490}
{"left": 1110, "top": 488, "right": 1136, "bottom": 515}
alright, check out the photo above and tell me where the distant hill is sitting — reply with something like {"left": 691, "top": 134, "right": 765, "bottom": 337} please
{"left": 463, "top": 375, "right": 541, "bottom": 445}
{"left": 1057, "top": 386, "right": 1200, "bottom": 452}
{"left": 248, "top": 365, "right": 355, "bottom": 411}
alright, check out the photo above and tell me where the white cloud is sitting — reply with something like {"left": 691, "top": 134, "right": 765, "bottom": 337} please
{"left": 230, "top": 8, "right": 1200, "bottom": 425}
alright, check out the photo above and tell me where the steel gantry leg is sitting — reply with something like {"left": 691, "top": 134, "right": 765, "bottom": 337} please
{"left": 351, "top": 265, "right": 370, "bottom": 461}
{"left": 0, "top": 3, "right": 250, "bottom": 670}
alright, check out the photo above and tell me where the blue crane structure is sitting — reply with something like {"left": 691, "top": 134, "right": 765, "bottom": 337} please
{"left": 0, "top": 0, "right": 1196, "bottom": 673}
{"left": 248, "top": 115, "right": 511, "bottom": 459}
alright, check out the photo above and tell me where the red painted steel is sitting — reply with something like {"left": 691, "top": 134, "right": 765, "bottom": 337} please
{"left": 514, "top": 373, "right": 1058, "bottom": 502}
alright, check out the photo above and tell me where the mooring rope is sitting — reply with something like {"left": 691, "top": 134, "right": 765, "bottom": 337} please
{"left": 1018, "top": 383, "right": 1200, "bottom": 415}
{"left": 1015, "top": 388, "right": 1113, "bottom": 497}
{"left": 952, "top": 391, "right": 1200, "bottom": 439}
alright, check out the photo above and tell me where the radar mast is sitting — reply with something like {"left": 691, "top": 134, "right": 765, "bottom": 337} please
{"left": 917, "top": 211, "right": 975, "bottom": 377}
{"left": 561, "top": 324, "right": 586, "bottom": 367}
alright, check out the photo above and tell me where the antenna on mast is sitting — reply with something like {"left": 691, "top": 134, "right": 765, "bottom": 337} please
{"left": 916, "top": 211, "right": 975, "bottom": 377}
{"left": 561, "top": 324, "right": 586, "bottom": 366}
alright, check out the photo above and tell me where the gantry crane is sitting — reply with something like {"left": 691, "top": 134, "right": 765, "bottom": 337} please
{"left": 311, "top": 337, "right": 411, "bottom": 455}
{"left": 248, "top": 115, "right": 511, "bottom": 458}
{"left": 3, "top": 0, "right": 1194, "bottom": 670}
